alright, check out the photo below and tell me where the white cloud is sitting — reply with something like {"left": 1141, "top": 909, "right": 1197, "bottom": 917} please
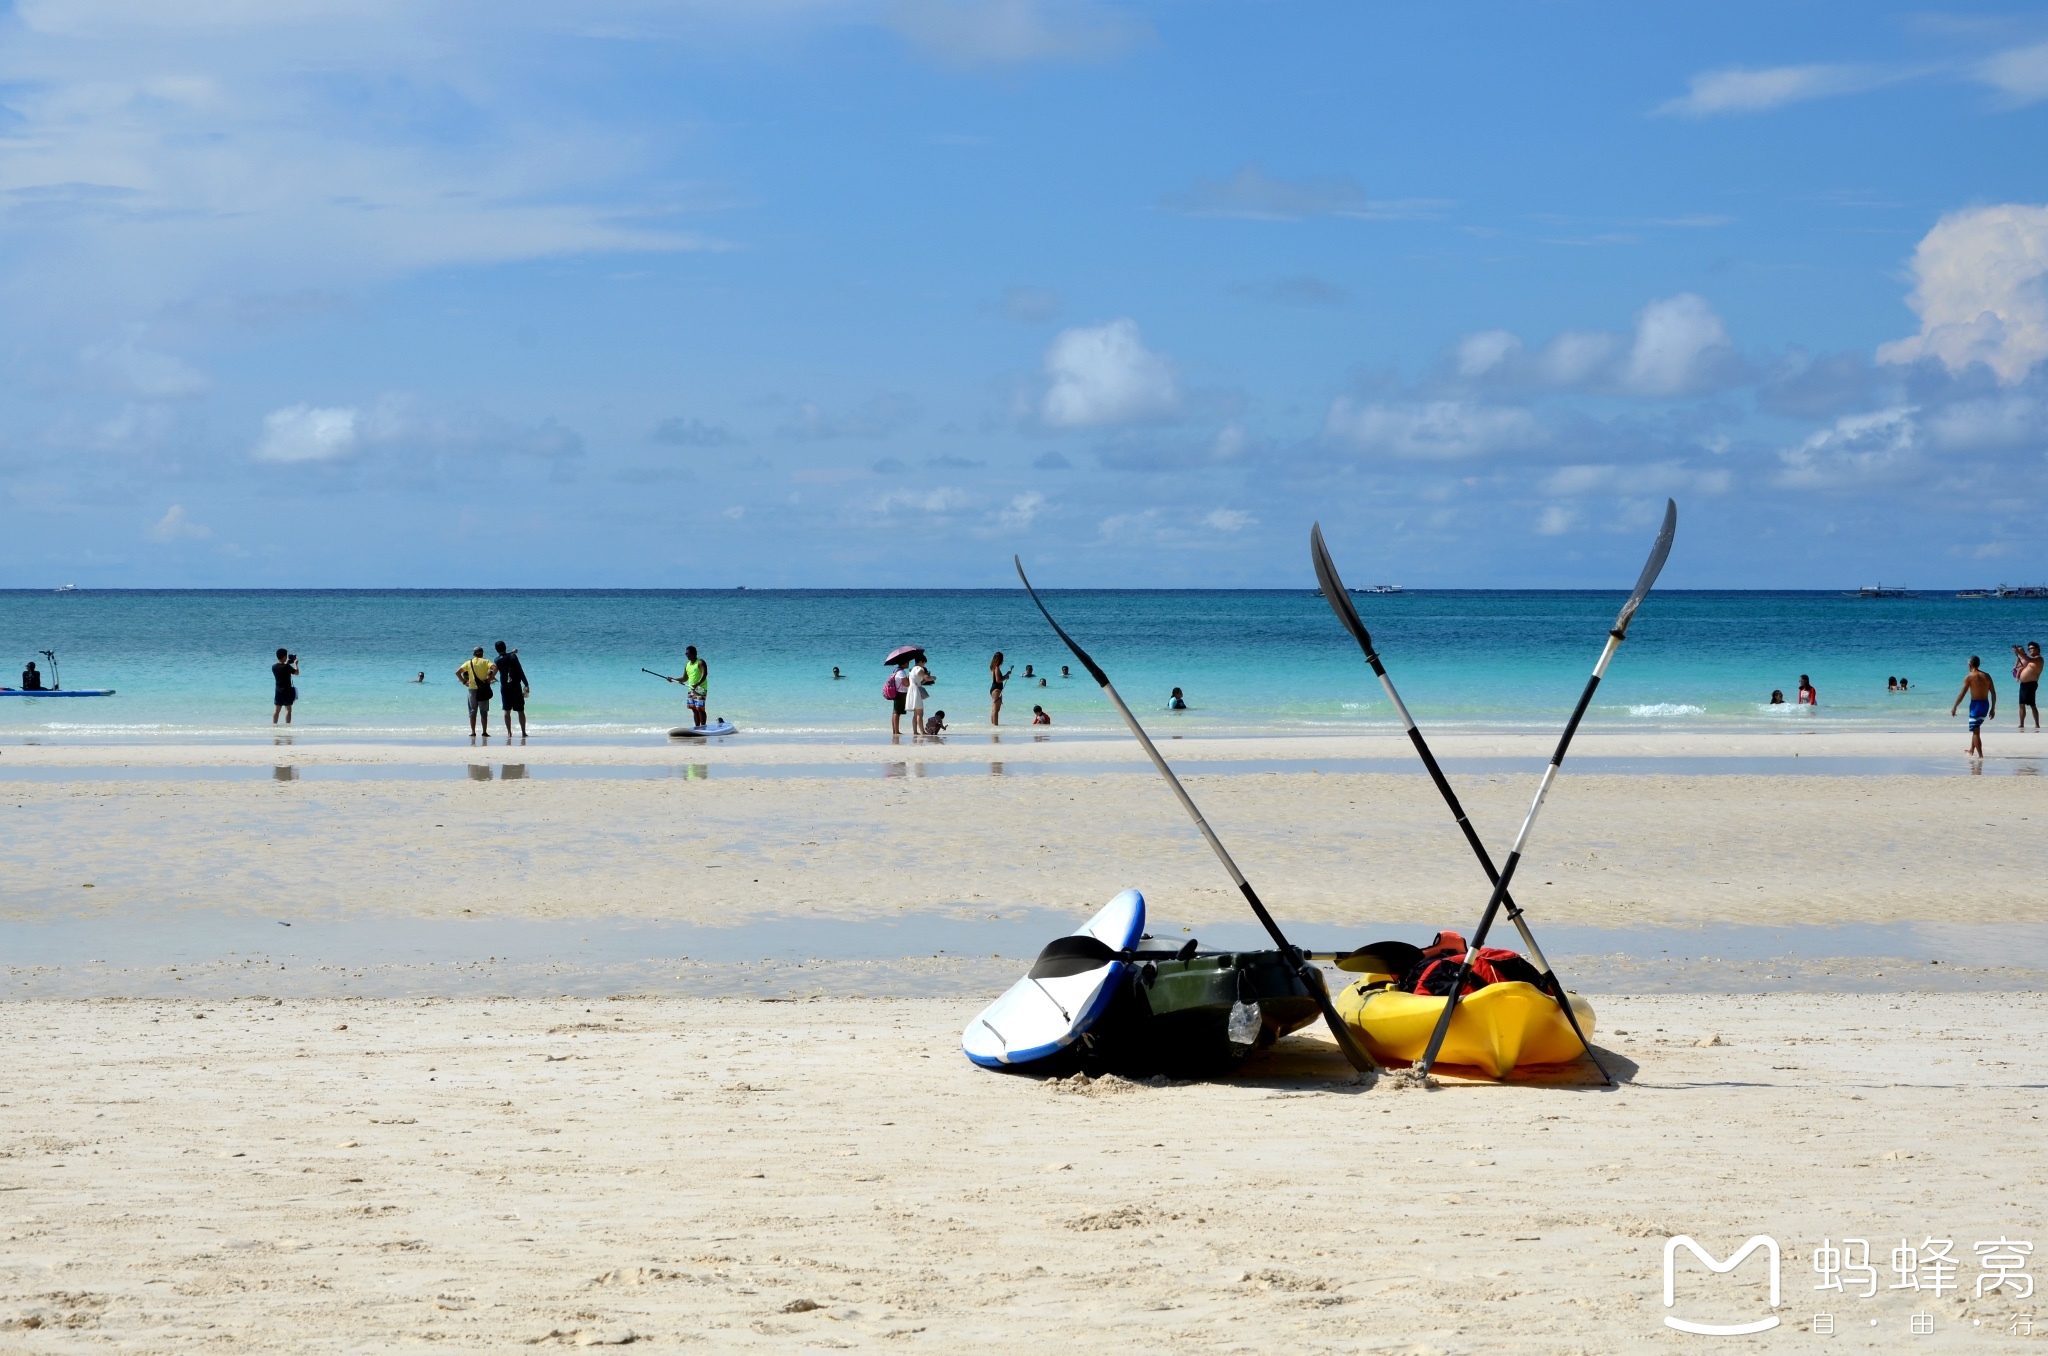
{"left": 1041, "top": 319, "right": 1179, "bottom": 428}
{"left": 1158, "top": 163, "right": 1447, "bottom": 222}
{"left": 1325, "top": 398, "right": 1542, "bottom": 460}
{"left": 887, "top": 0, "right": 1146, "bottom": 67}
{"left": 146, "top": 503, "right": 211, "bottom": 542}
{"left": 873, "top": 486, "right": 973, "bottom": 514}
{"left": 1621, "top": 293, "right": 1734, "bottom": 397}
{"left": 722, "top": 505, "right": 745, "bottom": 519}
{"left": 998, "top": 490, "right": 1045, "bottom": 528}
{"left": 1655, "top": 64, "right": 1892, "bottom": 117}
{"left": 1775, "top": 407, "right": 1919, "bottom": 488}
{"left": 1876, "top": 203, "right": 2048, "bottom": 385}
{"left": 1977, "top": 42, "right": 2048, "bottom": 105}
{"left": 1535, "top": 505, "right": 1577, "bottom": 536}
{"left": 1445, "top": 295, "right": 1733, "bottom": 397}
{"left": 1203, "top": 508, "right": 1254, "bottom": 532}
{"left": 254, "top": 403, "right": 359, "bottom": 462}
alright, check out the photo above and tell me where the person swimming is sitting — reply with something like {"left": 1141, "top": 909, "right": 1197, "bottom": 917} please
{"left": 1768, "top": 689, "right": 1785, "bottom": 705}
{"left": 832, "top": 666, "right": 843, "bottom": 679}
{"left": 1887, "top": 676, "right": 1898, "bottom": 691}
{"left": 1061, "top": 665, "right": 1071, "bottom": 679}
{"left": 1169, "top": 687, "right": 1187, "bottom": 710}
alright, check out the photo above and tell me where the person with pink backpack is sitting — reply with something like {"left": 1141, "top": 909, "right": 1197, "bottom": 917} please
{"left": 885, "top": 660, "right": 910, "bottom": 735}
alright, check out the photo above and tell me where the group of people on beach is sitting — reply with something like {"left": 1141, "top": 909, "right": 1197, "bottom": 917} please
{"left": 267, "top": 641, "right": 535, "bottom": 739}
{"left": 879, "top": 648, "right": 1184, "bottom": 740}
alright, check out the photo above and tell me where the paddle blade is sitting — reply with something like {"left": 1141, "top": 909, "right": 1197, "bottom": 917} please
{"left": 1309, "top": 523, "right": 1375, "bottom": 652}
{"left": 1612, "top": 498, "right": 1677, "bottom": 636}
{"left": 1015, "top": 556, "right": 1110, "bottom": 688}
{"left": 1334, "top": 941, "right": 1422, "bottom": 976}
{"left": 1300, "top": 964, "right": 1379, "bottom": 1074}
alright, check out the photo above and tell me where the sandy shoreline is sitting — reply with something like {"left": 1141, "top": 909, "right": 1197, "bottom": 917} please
{"left": 3, "top": 726, "right": 2042, "bottom": 767}
{"left": 2, "top": 994, "right": 2042, "bottom": 1352}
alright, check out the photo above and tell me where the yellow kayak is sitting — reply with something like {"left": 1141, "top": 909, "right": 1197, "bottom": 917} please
{"left": 1335, "top": 979, "right": 1597, "bottom": 1078}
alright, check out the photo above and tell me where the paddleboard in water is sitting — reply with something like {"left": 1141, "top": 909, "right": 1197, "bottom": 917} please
{"left": 0, "top": 688, "right": 115, "bottom": 697}
{"left": 669, "top": 721, "right": 736, "bottom": 737}
{"left": 962, "top": 888, "right": 1145, "bottom": 1069}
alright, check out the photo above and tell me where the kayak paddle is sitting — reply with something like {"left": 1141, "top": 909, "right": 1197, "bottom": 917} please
{"left": 1415, "top": 498, "right": 1677, "bottom": 1077}
{"left": 1015, "top": 556, "right": 1378, "bottom": 1076}
{"left": 1310, "top": 521, "right": 1613, "bottom": 1084}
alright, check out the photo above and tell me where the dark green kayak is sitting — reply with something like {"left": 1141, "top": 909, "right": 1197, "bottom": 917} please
{"left": 1076, "top": 950, "right": 1321, "bottom": 1078}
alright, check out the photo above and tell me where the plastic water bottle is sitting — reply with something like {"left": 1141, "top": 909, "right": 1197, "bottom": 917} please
{"left": 1226, "top": 999, "right": 1261, "bottom": 1047}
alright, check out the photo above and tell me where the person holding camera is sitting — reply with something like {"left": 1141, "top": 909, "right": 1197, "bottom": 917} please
{"left": 271, "top": 648, "right": 299, "bottom": 725}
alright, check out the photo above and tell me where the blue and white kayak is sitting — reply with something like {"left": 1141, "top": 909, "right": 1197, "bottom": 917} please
{"left": 0, "top": 688, "right": 115, "bottom": 697}
{"left": 962, "top": 888, "right": 1145, "bottom": 1069}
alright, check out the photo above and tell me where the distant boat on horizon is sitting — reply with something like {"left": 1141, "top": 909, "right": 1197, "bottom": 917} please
{"left": 1846, "top": 583, "right": 1916, "bottom": 598}
{"left": 1354, "top": 584, "right": 1403, "bottom": 595}
{"left": 54, "top": 583, "right": 76, "bottom": 593}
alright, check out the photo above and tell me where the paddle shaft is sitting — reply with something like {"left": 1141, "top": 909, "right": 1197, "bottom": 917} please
{"left": 1361, "top": 640, "right": 1612, "bottom": 1083}
{"left": 1309, "top": 523, "right": 1609, "bottom": 1081}
{"left": 642, "top": 667, "right": 678, "bottom": 682}
{"left": 1016, "top": 560, "right": 1377, "bottom": 1074}
{"left": 1418, "top": 631, "right": 1618, "bottom": 1074}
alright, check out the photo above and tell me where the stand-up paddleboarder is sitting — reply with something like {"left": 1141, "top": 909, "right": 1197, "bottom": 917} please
{"left": 1952, "top": 655, "right": 1996, "bottom": 758}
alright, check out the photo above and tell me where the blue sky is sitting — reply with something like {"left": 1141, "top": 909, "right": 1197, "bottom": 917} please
{"left": 2, "top": 1, "right": 2046, "bottom": 588}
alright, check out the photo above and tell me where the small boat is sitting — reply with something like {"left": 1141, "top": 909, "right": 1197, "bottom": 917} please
{"left": 669, "top": 720, "right": 737, "bottom": 737}
{"left": 1336, "top": 978, "right": 1596, "bottom": 1078}
{"left": 53, "top": 584, "right": 77, "bottom": 593}
{"left": 1845, "top": 584, "right": 1916, "bottom": 598}
{"left": 1354, "top": 584, "right": 1403, "bottom": 595}
{"left": 964, "top": 890, "right": 1145, "bottom": 1068}
{"left": 1993, "top": 583, "right": 2048, "bottom": 599}
{"left": 1956, "top": 590, "right": 1989, "bottom": 599}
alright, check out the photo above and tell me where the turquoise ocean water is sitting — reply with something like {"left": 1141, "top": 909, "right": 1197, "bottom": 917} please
{"left": 1, "top": 589, "right": 2044, "bottom": 743}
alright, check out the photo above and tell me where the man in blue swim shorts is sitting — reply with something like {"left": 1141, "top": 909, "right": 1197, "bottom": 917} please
{"left": 1951, "top": 654, "right": 1996, "bottom": 759}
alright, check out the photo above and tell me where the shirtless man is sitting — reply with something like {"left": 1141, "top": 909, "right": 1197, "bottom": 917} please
{"left": 1951, "top": 655, "right": 1997, "bottom": 758}
{"left": 2013, "top": 642, "right": 2042, "bottom": 730}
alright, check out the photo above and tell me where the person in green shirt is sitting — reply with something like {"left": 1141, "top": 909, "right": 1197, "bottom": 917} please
{"left": 676, "top": 645, "right": 709, "bottom": 729}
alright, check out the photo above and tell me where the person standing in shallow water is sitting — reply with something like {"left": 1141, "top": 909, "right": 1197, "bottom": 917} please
{"left": 457, "top": 646, "right": 496, "bottom": 737}
{"left": 271, "top": 648, "right": 299, "bottom": 725}
{"left": 1952, "top": 655, "right": 1996, "bottom": 758}
{"left": 494, "top": 641, "right": 530, "bottom": 739}
{"left": 988, "top": 651, "right": 1012, "bottom": 725}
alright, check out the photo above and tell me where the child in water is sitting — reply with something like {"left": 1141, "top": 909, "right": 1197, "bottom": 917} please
{"left": 923, "top": 710, "right": 947, "bottom": 738}
{"left": 1031, "top": 705, "right": 1050, "bottom": 725}
{"left": 1169, "top": 687, "right": 1187, "bottom": 710}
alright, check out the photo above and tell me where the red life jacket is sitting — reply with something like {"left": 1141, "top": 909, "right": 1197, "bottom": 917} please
{"left": 1404, "top": 930, "right": 1544, "bottom": 996}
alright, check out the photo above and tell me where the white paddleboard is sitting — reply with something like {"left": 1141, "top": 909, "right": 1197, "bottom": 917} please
{"left": 962, "top": 889, "right": 1145, "bottom": 1069}
{"left": 669, "top": 721, "right": 736, "bottom": 737}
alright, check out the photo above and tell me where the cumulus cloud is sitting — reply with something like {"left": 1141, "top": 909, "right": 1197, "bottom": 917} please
{"left": 1977, "top": 42, "right": 2048, "bottom": 105}
{"left": 254, "top": 403, "right": 359, "bottom": 463}
{"left": 1447, "top": 294, "right": 1738, "bottom": 397}
{"left": 998, "top": 491, "right": 1045, "bottom": 528}
{"left": 872, "top": 486, "right": 973, "bottom": 514}
{"left": 1877, "top": 203, "right": 2048, "bottom": 385}
{"left": 146, "top": 503, "right": 211, "bottom": 542}
{"left": 1203, "top": 508, "right": 1254, "bottom": 532}
{"left": 1655, "top": 64, "right": 1893, "bottom": 116}
{"left": 1325, "top": 399, "right": 1542, "bottom": 460}
{"left": 886, "top": 0, "right": 1146, "bottom": 68}
{"left": 1535, "top": 505, "right": 1578, "bottom": 536}
{"left": 1041, "top": 319, "right": 1179, "bottom": 428}
{"left": 1159, "top": 164, "right": 1446, "bottom": 222}
{"left": 1623, "top": 293, "right": 1735, "bottom": 397}
{"left": 1775, "top": 407, "right": 1919, "bottom": 488}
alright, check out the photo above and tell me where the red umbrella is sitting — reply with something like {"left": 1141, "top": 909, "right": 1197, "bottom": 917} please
{"left": 884, "top": 645, "right": 924, "bottom": 664}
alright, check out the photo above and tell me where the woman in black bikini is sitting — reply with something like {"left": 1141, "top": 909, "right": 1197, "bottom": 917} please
{"left": 988, "top": 651, "right": 1013, "bottom": 725}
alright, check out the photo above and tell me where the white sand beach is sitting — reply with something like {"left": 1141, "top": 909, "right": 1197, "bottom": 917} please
{"left": 3, "top": 734, "right": 2045, "bottom": 1351}
{"left": 2, "top": 994, "right": 2043, "bottom": 1351}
